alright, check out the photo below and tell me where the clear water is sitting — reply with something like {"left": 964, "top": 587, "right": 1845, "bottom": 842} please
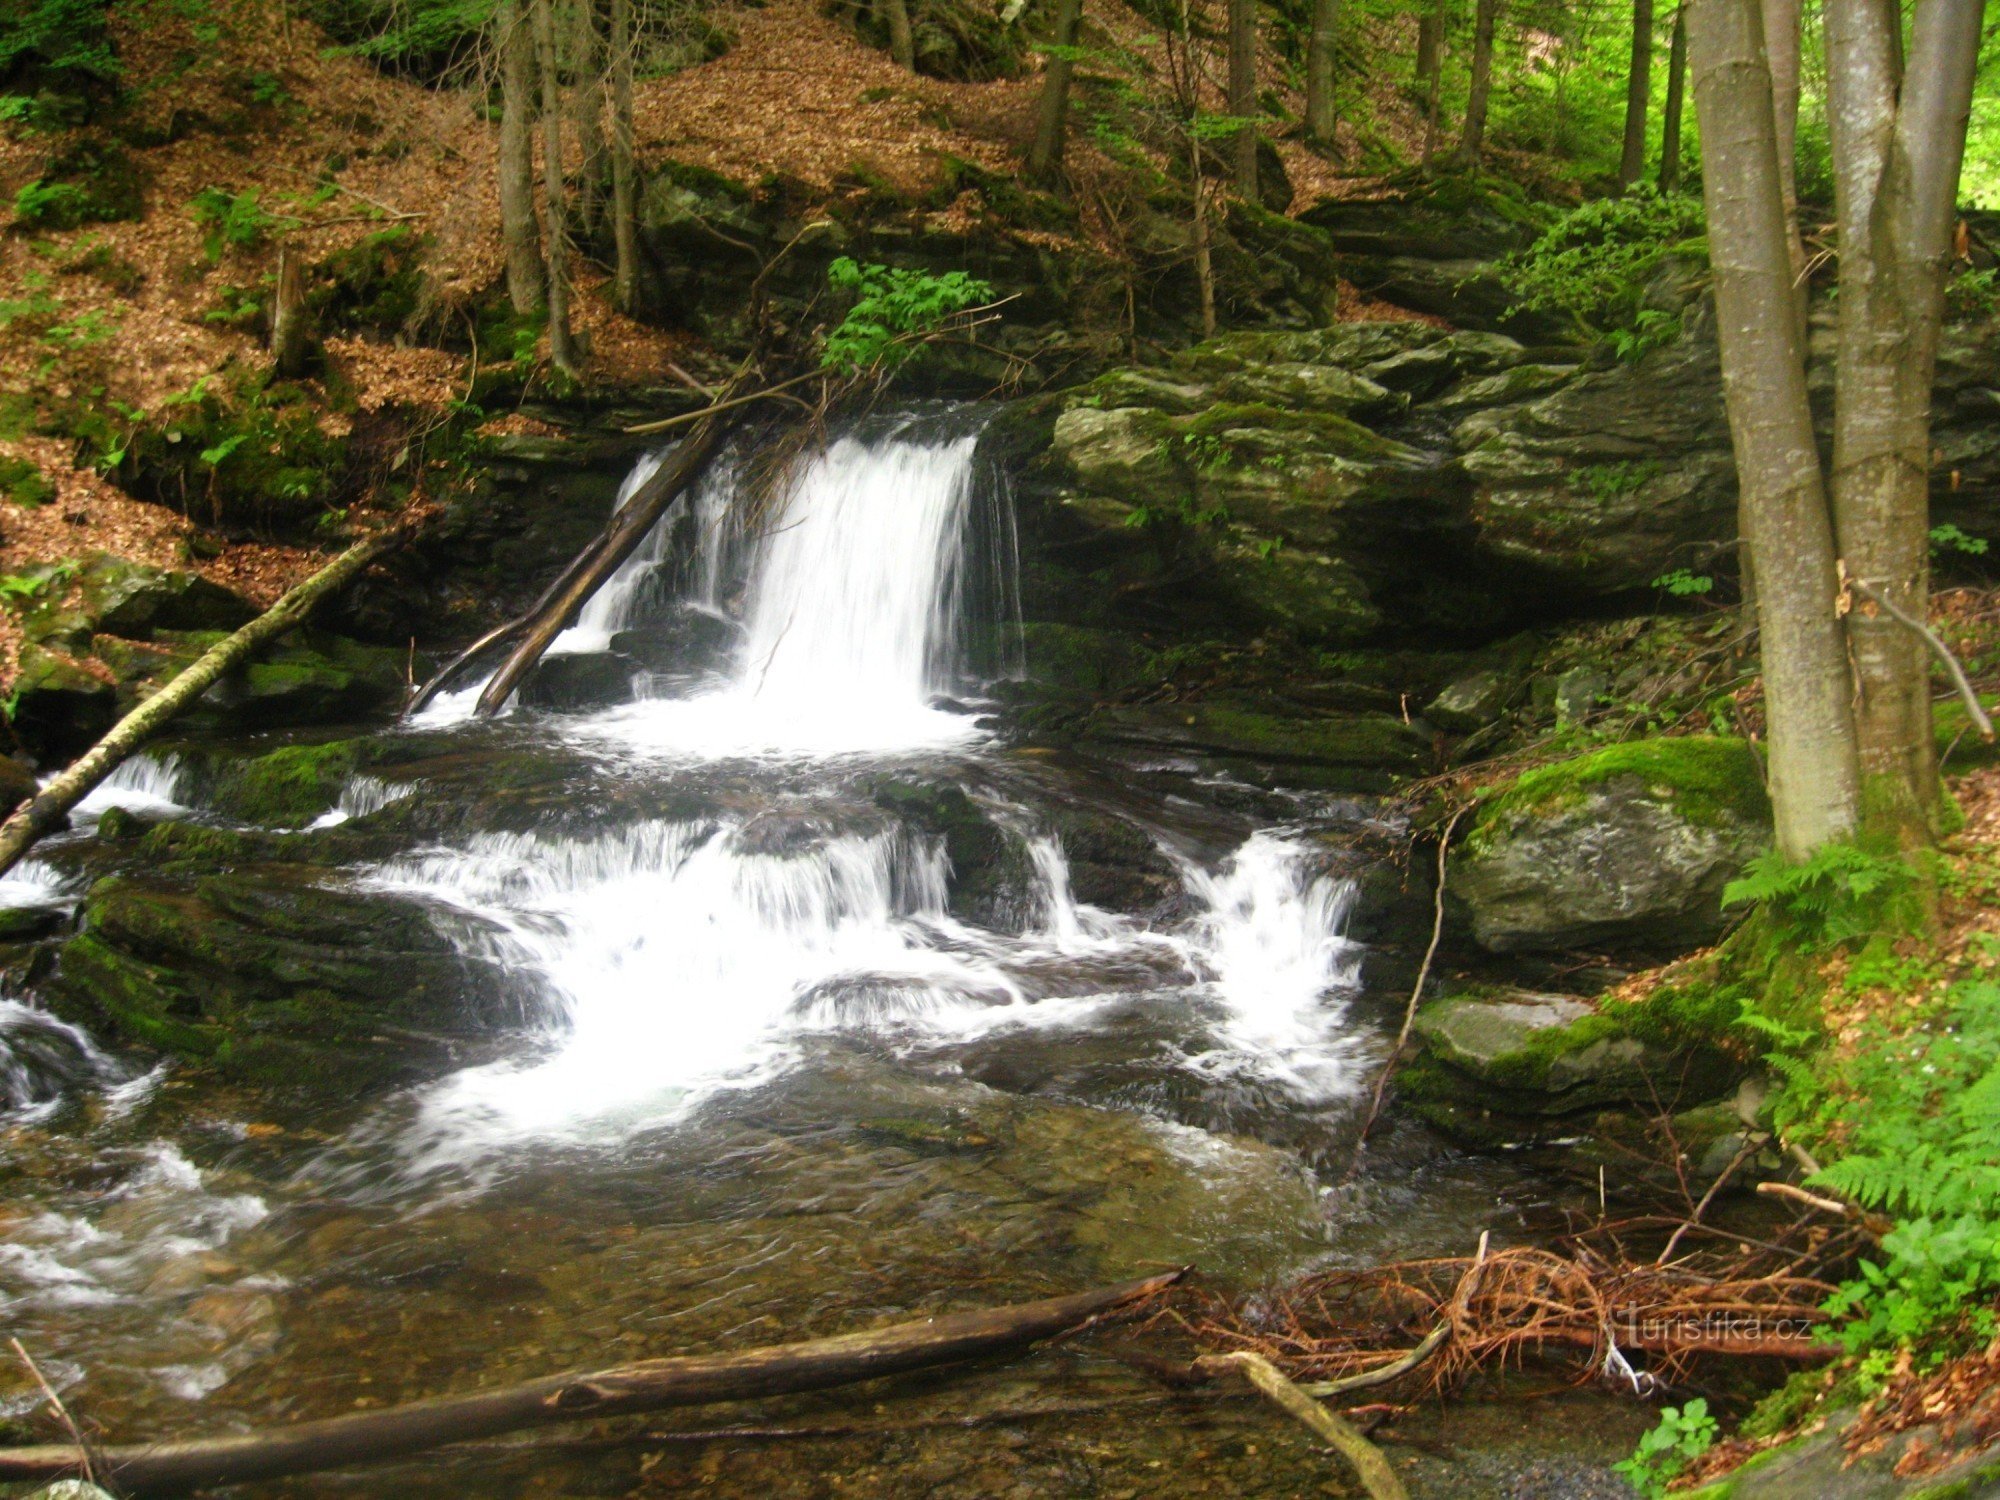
{"left": 0, "top": 422, "right": 1631, "bottom": 1496}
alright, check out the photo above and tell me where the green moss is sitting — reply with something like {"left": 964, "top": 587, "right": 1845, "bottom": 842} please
{"left": 0, "top": 455, "right": 54, "bottom": 507}
{"left": 1471, "top": 736, "right": 1770, "bottom": 854}
{"left": 1179, "top": 401, "right": 1403, "bottom": 463}
{"left": 208, "top": 739, "right": 362, "bottom": 825}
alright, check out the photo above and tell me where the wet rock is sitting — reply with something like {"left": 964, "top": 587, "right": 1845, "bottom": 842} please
{"left": 10, "top": 644, "right": 116, "bottom": 760}
{"left": 50, "top": 869, "right": 521, "bottom": 1088}
{"left": 1079, "top": 700, "right": 1432, "bottom": 791}
{"left": 871, "top": 779, "right": 1035, "bottom": 929}
{"left": 519, "top": 650, "right": 640, "bottom": 713}
{"left": 90, "top": 630, "right": 409, "bottom": 735}
{"left": 70, "top": 553, "right": 256, "bottom": 637}
{"left": 610, "top": 610, "right": 739, "bottom": 675}
{"left": 1017, "top": 623, "right": 1159, "bottom": 698}
{"left": 1451, "top": 736, "right": 1771, "bottom": 953}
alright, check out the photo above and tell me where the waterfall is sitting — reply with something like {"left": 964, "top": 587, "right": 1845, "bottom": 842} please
{"left": 545, "top": 447, "right": 674, "bottom": 656}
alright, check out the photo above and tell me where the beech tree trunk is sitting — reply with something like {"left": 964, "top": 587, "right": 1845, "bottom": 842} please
{"left": 1761, "top": 0, "right": 1806, "bottom": 331}
{"left": 269, "top": 243, "right": 311, "bottom": 377}
{"left": 608, "top": 0, "right": 639, "bottom": 312}
{"left": 1227, "top": 0, "right": 1258, "bottom": 197}
{"left": 1659, "top": 8, "right": 1688, "bottom": 189}
{"left": 1687, "top": 0, "right": 1861, "bottom": 858}
{"left": 569, "top": 0, "right": 607, "bottom": 237}
{"left": 1455, "top": 0, "right": 1497, "bottom": 161}
{"left": 1823, "top": 0, "right": 1986, "bottom": 845}
{"left": 1188, "top": 128, "right": 1217, "bottom": 337}
{"left": 1620, "top": 0, "right": 1655, "bottom": 185}
{"left": 881, "top": 0, "right": 915, "bottom": 68}
{"left": 1027, "top": 0, "right": 1083, "bottom": 179}
{"left": 0, "top": 1274, "right": 1179, "bottom": 1494}
{"left": 531, "top": 0, "right": 581, "bottom": 379}
{"left": 1418, "top": 0, "right": 1447, "bottom": 165}
{"left": 0, "top": 528, "right": 410, "bottom": 881}
{"left": 1415, "top": 5, "right": 1441, "bottom": 83}
{"left": 1304, "top": 0, "right": 1340, "bottom": 150}
{"left": 497, "top": 0, "right": 546, "bottom": 314}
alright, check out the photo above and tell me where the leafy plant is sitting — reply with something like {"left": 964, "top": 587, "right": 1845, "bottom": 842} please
{"left": 1653, "top": 568, "right": 1715, "bottom": 597}
{"left": 1500, "top": 187, "right": 1706, "bottom": 346}
{"left": 188, "top": 187, "right": 295, "bottom": 262}
{"left": 820, "top": 258, "right": 994, "bottom": 375}
{"left": 1614, "top": 1399, "right": 1717, "bottom": 1499}
{"left": 1930, "top": 523, "right": 1989, "bottom": 557}
{"left": 1723, "top": 843, "right": 1921, "bottom": 947}
{"left": 0, "top": 559, "right": 76, "bottom": 604}
{"left": 12, "top": 179, "right": 93, "bottom": 229}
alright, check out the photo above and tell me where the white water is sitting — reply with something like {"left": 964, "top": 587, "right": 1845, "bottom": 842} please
{"left": 72, "top": 752, "right": 188, "bottom": 820}
{"left": 545, "top": 448, "right": 675, "bottom": 657}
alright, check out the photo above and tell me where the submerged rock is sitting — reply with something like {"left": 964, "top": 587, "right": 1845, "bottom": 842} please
{"left": 1452, "top": 737, "right": 1771, "bottom": 953}
{"left": 518, "top": 650, "right": 639, "bottom": 712}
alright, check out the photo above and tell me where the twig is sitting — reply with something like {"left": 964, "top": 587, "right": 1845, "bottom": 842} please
{"left": 1346, "top": 804, "right": 1469, "bottom": 1178}
{"left": 621, "top": 369, "right": 827, "bottom": 434}
{"left": 1296, "top": 1323, "right": 1449, "bottom": 1398}
{"left": 1211, "top": 1351, "right": 1409, "bottom": 1500}
{"left": 1656, "top": 1132, "right": 1767, "bottom": 1266}
{"left": 1844, "top": 572, "right": 1994, "bottom": 739}
{"left": 10, "top": 1339, "right": 95, "bottom": 1486}
{"left": 1756, "top": 1180, "right": 1889, "bottom": 1235}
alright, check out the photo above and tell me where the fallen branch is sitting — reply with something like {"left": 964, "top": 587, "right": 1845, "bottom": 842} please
{"left": 10, "top": 1339, "right": 97, "bottom": 1488}
{"left": 1211, "top": 1351, "right": 1409, "bottom": 1500}
{"left": 621, "top": 368, "right": 826, "bottom": 435}
{"left": 474, "top": 391, "right": 740, "bottom": 715}
{"left": 1844, "top": 573, "right": 1995, "bottom": 740}
{"left": 1757, "top": 1179, "right": 1893, "bottom": 1236}
{"left": 0, "top": 1273, "right": 1180, "bottom": 1495}
{"left": 0, "top": 524, "right": 412, "bottom": 881}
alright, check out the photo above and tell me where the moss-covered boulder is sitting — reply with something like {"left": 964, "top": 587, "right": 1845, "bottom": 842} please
{"left": 10, "top": 644, "right": 116, "bottom": 759}
{"left": 49, "top": 870, "right": 518, "bottom": 1088}
{"left": 94, "top": 629, "right": 408, "bottom": 732}
{"left": 1452, "top": 737, "right": 1771, "bottom": 953}
{"left": 1078, "top": 700, "right": 1432, "bottom": 791}
{"left": 70, "top": 553, "right": 257, "bottom": 637}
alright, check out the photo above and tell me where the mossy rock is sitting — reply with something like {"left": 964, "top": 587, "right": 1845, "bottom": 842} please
{"left": 93, "top": 629, "right": 408, "bottom": 733}
{"left": 1080, "top": 700, "right": 1430, "bottom": 791}
{"left": 49, "top": 870, "right": 521, "bottom": 1088}
{"left": 870, "top": 778, "right": 1035, "bottom": 929}
{"left": 1017, "top": 622, "right": 1159, "bottom": 698}
{"left": 10, "top": 643, "right": 115, "bottom": 760}
{"left": 68, "top": 552, "right": 257, "bottom": 637}
{"left": 1453, "top": 736, "right": 1772, "bottom": 953}
{"left": 0, "top": 455, "right": 55, "bottom": 508}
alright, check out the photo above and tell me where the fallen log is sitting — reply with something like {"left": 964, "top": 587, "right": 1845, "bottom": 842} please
{"left": 472, "top": 396, "right": 738, "bottom": 716}
{"left": 0, "top": 523, "right": 413, "bottom": 882}
{"left": 0, "top": 1272, "right": 1181, "bottom": 1494}
{"left": 1211, "top": 1351, "right": 1409, "bottom": 1500}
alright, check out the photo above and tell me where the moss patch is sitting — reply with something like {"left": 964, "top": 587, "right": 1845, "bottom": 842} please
{"left": 1470, "top": 735, "right": 1770, "bottom": 853}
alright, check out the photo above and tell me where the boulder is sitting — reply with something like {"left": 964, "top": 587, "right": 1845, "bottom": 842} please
{"left": 70, "top": 553, "right": 257, "bottom": 636}
{"left": 1451, "top": 736, "right": 1772, "bottom": 953}
{"left": 1423, "top": 668, "right": 1513, "bottom": 732}
{"left": 1077, "top": 700, "right": 1432, "bottom": 791}
{"left": 10, "top": 644, "right": 116, "bottom": 759}
{"left": 50, "top": 870, "right": 520, "bottom": 1088}
{"left": 519, "top": 650, "right": 639, "bottom": 712}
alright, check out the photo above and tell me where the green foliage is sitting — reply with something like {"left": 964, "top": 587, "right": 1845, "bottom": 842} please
{"left": 1569, "top": 459, "right": 1659, "bottom": 501}
{"left": 1653, "top": 568, "right": 1714, "bottom": 597}
{"left": 1723, "top": 843, "right": 1921, "bottom": 948}
{"left": 0, "top": 456, "right": 52, "bottom": 507}
{"left": 0, "top": 0, "right": 118, "bottom": 86}
{"left": 309, "top": 0, "right": 494, "bottom": 78}
{"left": 0, "top": 559, "right": 75, "bottom": 604}
{"left": 1931, "top": 523, "right": 1990, "bottom": 558}
{"left": 820, "top": 258, "right": 994, "bottom": 376}
{"left": 12, "top": 179, "right": 92, "bottom": 229}
{"left": 1822, "top": 1217, "right": 2000, "bottom": 1372}
{"left": 1500, "top": 188, "right": 1705, "bottom": 346}
{"left": 188, "top": 187, "right": 294, "bottom": 262}
{"left": 1614, "top": 1399, "right": 1717, "bottom": 1499}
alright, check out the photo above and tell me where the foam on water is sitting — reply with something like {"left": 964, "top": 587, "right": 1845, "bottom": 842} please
{"left": 72, "top": 753, "right": 189, "bottom": 820}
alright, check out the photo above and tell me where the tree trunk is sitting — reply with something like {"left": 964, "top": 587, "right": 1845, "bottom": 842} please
{"left": 882, "top": 0, "right": 915, "bottom": 69}
{"left": 1823, "top": 0, "right": 1986, "bottom": 846}
{"left": 1418, "top": 0, "right": 1447, "bottom": 165}
{"left": 269, "top": 242, "right": 312, "bottom": 377}
{"left": 531, "top": 0, "right": 581, "bottom": 379}
{"left": 1659, "top": 7, "right": 1688, "bottom": 189}
{"left": 1188, "top": 128, "right": 1217, "bottom": 337}
{"left": 497, "top": 0, "right": 546, "bottom": 314}
{"left": 1455, "top": 0, "right": 1497, "bottom": 161}
{"left": 1761, "top": 0, "right": 1806, "bottom": 331}
{"left": 1620, "top": 0, "right": 1655, "bottom": 185}
{"left": 1227, "top": 0, "right": 1258, "bottom": 197}
{"left": 0, "top": 1274, "right": 1180, "bottom": 1495}
{"left": 608, "top": 0, "right": 639, "bottom": 312}
{"left": 1304, "top": 0, "right": 1340, "bottom": 150}
{"left": 1687, "top": 0, "right": 1861, "bottom": 859}
{"left": 569, "top": 0, "right": 607, "bottom": 238}
{"left": 1027, "top": 0, "right": 1083, "bottom": 180}
{"left": 1415, "top": 4, "right": 1441, "bottom": 83}
{"left": 0, "top": 528, "right": 411, "bottom": 881}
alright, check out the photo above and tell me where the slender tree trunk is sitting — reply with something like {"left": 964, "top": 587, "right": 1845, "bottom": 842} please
{"left": 1620, "top": 0, "right": 1655, "bottom": 185}
{"left": 1659, "top": 8, "right": 1688, "bottom": 189}
{"left": 1304, "top": 0, "right": 1341, "bottom": 150}
{"left": 570, "top": 0, "right": 607, "bottom": 238}
{"left": 1419, "top": 0, "right": 1446, "bottom": 166}
{"left": 1228, "top": 0, "right": 1259, "bottom": 197}
{"left": 1687, "top": 0, "right": 1860, "bottom": 859}
{"left": 608, "top": 0, "right": 639, "bottom": 312}
{"left": 1824, "top": 0, "right": 1986, "bottom": 845}
{"left": 882, "top": 0, "right": 915, "bottom": 69}
{"left": 270, "top": 243, "right": 311, "bottom": 377}
{"left": 1455, "top": 0, "right": 1497, "bottom": 161}
{"left": 497, "top": 0, "right": 546, "bottom": 314}
{"left": 1027, "top": 0, "right": 1084, "bottom": 180}
{"left": 1188, "top": 127, "right": 1217, "bottom": 336}
{"left": 1761, "top": 0, "right": 1806, "bottom": 330}
{"left": 1415, "top": 4, "right": 1441, "bottom": 82}
{"left": 531, "top": 0, "right": 581, "bottom": 378}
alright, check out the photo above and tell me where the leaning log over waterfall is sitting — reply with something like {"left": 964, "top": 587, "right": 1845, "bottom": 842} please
{"left": 0, "top": 1272, "right": 1182, "bottom": 1494}
{"left": 0, "top": 523, "right": 414, "bottom": 882}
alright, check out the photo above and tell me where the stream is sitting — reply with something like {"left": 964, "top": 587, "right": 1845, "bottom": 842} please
{"left": 0, "top": 414, "right": 1649, "bottom": 1497}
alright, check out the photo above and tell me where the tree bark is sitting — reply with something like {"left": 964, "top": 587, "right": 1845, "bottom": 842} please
{"left": 1415, "top": 4, "right": 1441, "bottom": 83}
{"left": 0, "top": 527, "right": 411, "bottom": 881}
{"left": 1419, "top": 0, "right": 1447, "bottom": 165}
{"left": 1688, "top": 0, "right": 1861, "bottom": 859}
{"left": 1304, "top": 0, "right": 1340, "bottom": 150}
{"left": 1027, "top": 0, "right": 1084, "bottom": 180}
{"left": 1824, "top": 0, "right": 1986, "bottom": 845}
{"left": 1659, "top": 7, "right": 1688, "bottom": 189}
{"left": 1228, "top": 0, "right": 1259, "bottom": 197}
{"left": 0, "top": 1274, "right": 1180, "bottom": 1495}
{"left": 269, "top": 242, "right": 312, "bottom": 377}
{"left": 881, "top": 0, "right": 916, "bottom": 69}
{"left": 497, "top": 0, "right": 546, "bottom": 314}
{"left": 608, "top": 0, "right": 639, "bottom": 312}
{"left": 1455, "top": 0, "right": 1497, "bottom": 161}
{"left": 1761, "top": 0, "right": 1806, "bottom": 331}
{"left": 531, "top": 0, "right": 581, "bottom": 379}
{"left": 569, "top": 0, "right": 607, "bottom": 238}
{"left": 1188, "top": 128, "right": 1217, "bottom": 337}
{"left": 1620, "top": 0, "right": 1655, "bottom": 185}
